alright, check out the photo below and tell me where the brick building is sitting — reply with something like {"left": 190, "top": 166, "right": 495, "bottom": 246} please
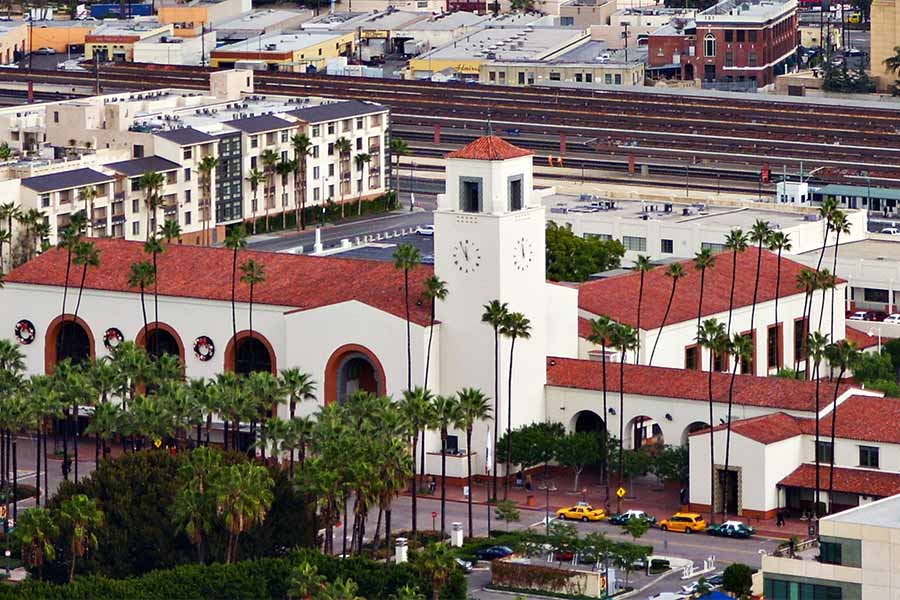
{"left": 648, "top": 0, "right": 799, "bottom": 88}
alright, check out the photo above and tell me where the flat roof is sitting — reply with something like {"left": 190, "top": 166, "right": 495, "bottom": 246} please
{"left": 548, "top": 40, "right": 645, "bottom": 65}
{"left": 223, "top": 113, "right": 294, "bottom": 134}
{"left": 89, "top": 20, "right": 167, "bottom": 35}
{"left": 798, "top": 239, "right": 900, "bottom": 262}
{"left": 399, "top": 11, "right": 487, "bottom": 31}
{"left": 815, "top": 184, "right": 900, "bottom": 202}
{"left": 105, "top": 155, "right": 180, "bottom": 176}
{"left": 354, "top": 10, "right": 428, "bottom": 31}
{"left": 289, "top": 99, "right": 386, "bottom": 124}
{"left": 544, "top": 194, "right": 817, "bottom": 230}
{"left": 214, "top": 31, "right": 343, "bottom": 53}
{"left": 824, "top": 493, "right": 900, "bottom": 529}
{"left": 419, "top": 27, "right": 588, "bottom": 62}
{"left": 215, "top": 9, "right": 307, "bottom": 31}
{"left": 698, "top": 0, "right": 795, "bottom": 21}
{"left": 154, "top": 126, "right": 216, "bottom": 146}
{"left": 22, "top": 168, "right": 115, "bottom": 192}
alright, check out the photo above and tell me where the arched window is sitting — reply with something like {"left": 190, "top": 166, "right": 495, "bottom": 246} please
{"left": 704, "top": 34, "right": 716, "bottom": 58}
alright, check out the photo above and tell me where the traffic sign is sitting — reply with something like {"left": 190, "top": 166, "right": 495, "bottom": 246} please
{"left": 616, "top": 487, "right": 626, "bottom": 499}
{"left": 431, "top": 511, "right": 437, "bottom": 518}
{"left": 154, "top": 438, "right": 162, "bottom": 448}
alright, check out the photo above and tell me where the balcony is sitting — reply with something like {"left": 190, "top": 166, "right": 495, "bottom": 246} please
{"left": 114, "top": 191, "right": 125, "bottom": 201}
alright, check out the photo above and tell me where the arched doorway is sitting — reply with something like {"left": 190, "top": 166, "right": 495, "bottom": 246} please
{"left": 224, "top": 331, "right": 277, "bottom": 376}
{"left": 681, "top": 421, "right": 710, "bottom": 446}
{"left": 324, "top": 344, "right": 386, "bottom": 405}
{"left": 626, "top": 415, "right": 664, "bottom": 450}
{"left": 683, "top": 62, "right": 694, "bottom": 81}
{"left": 45, "top": 315, "right": 95, "bottom": 372}
{"left": 136, "top": 323, "right": 185, "bottom": 362}
{"left": 572, "top": 410, "right": 605, "bottom": 434}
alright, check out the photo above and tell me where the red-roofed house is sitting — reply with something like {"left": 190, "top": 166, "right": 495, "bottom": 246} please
{"left": 577, "top": 247, "right": 847, "bottom": 378}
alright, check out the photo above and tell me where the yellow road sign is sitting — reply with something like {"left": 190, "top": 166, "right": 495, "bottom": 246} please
{"left": 154, "top": 438, "right": 162, "bottom": 448}
{"left": 616, "top": 487, "right": 626, "bottom": 498}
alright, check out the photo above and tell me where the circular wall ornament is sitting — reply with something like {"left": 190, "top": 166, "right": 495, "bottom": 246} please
{"left": 103, "top": 327, "right": 124, "bottom": 351}
{"left": 193, "top": 336, "right": 215, "bottom": 361}
{"left": 14, "top": 319, "right": 35, "bottom": 345}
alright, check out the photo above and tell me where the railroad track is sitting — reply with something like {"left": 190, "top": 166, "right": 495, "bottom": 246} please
{"left": 3, "top": 64, "right": 899, "bottom": 183}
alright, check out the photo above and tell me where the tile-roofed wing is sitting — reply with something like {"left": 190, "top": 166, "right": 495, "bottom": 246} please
{"left": 21, "top": 168, "right": 115, "bottom": 193}
{"left": 288, "top": 100, "right": 385, "bottom": 124}
{"left": 824, "top": 395, "right": 900, "bottom": 445}
{"left": 104, "top": 156, "right": 181, "bottom": 177}
{"left": 5, "top": 239, "right": 434, "bottom": 326}
{"left": 154, "top": 127, "right": 216, "bottom": 146}
{"left": 224, "top": 114, "right": 295, "bottom": 134}
{"left": 446, "top": 136, "right": 533, "bottom": 161}
{"left": 578, "top": 247, "right": 837, "bottom": 330}
{"left": 545, "top": 356, "right": 854, "bottom": 412}
{"left": 779, "top": 464, "right": 900, "bottom": 499}
{"left": 692, "top": 412, "right": 809, "bottom": 444}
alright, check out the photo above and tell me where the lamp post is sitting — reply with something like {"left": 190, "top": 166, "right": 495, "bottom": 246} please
{"left": 539, "top": 480, "right": 557, "bottom": 536}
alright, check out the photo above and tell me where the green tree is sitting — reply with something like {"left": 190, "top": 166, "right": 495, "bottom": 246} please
{"left": 289, "top": 561, "right": 326, "bottom": 599}
{"left": 78, "top": 185, "right": 97, "bottom": 236}
{"left": 335, "top": 138, "right": 353, "bottom": 219}
{"left": 885, "top": 46, "right": 900, "bottom": 95}
{"left": 70, "top": 240, "right": 100, "bottom": 323}
{"left": 393, "top": 244, "right": 422, "bottom": 391}
{"left": 422, "top": 275, "right": 448, "bottom": 391}
{"left": 494, "top": 499, "right": 520, "bottom": 531}
{"left": 291, "top": 133, "right": 313, "bottom": 230}
{"left": 279, "top": 368, "right": 316, "bottom": 475}
{"left": 649, "top": 263, "right": 686, "bottom": 366}
{"left": 613, "top": 541, "right": 651, "bottom": 588}
{"left": 556, "top": 432, "right": 599, "bottom": 492}
{"left": 481, "top": 300, "right": 509, "bottom": 502}
{"left": 650, "top": 445, "right": 689, "bottom": 485}
{"left": 138, "top": 170, "right": 164, "bottom": 242}
{"left": 224, "top": 226, "right": 248, "bottom": 362}
{"left": 697, "top": 318, "right": 727, "bottom": 523}
{"left": 500, "top": 312, "right": 531, "bottom": 499}
{"left": 390, "top": 137, "right": 410, "bottom": 210}
{"left": 276, "top": 159, "right": 296, "bottom": 229}
{"left": 398, "top": 387, "right": 434, "bottom": 539}
{"left": 692, "top": 248, "right": 717, "bottom": 339}
{"left": 795, "top": 268, "right": 819, "bottom": 376}
{"left": 611, "top": 324, "right": 638, "bottom": 512}
{"left": 58, "top": 493, "right": 104, "bottom": 582}
{"left": 260, "top": 149, "right": 279, "bottom": 231}
{"left": 12, "top": 507, "right": 59, "bottom": 580}
{"left": 455, "top": 387, "right": 492, "bottom": 539}
{"left": 417, "top": 542, "right": 457, "bottom": 600}
{"left": 723, "top": 228, "right": 749, "bottom": 336}
{"left": 354, "top": 152, "right": 372, "bottom": 216}
{"left": 498, "top": 422, "right": 565, "bottom": 474}
{"left": 432, "top": 394, "right": 461, "bottom": 536}
{"left": 622, "top": 516, "right": 650, "bottom": 542}
{"left": 239, "top": 258, "right": 267, "bottom": 373}
{"left": 545, "top": 222, "right": 625, "bottom": 282}
{"left": 588, "top": 316, "right": 617, "bottom": 506}
{"left": 633, "top": 255, "right": 654, "bottom": 363}
{"left": 173, "top": 447, "right": 222, "bottom": 564}
{"left": 127, "top": 261, "right": 156, "bottom": 337}
{"left": 723, "top": 562, "right": 755, "bottom": 596}
{"left": 216, "top": 461, "right": 275, "bottom": 564}
{"left": 246, "top": 169, "right": 265, "bottom": 234}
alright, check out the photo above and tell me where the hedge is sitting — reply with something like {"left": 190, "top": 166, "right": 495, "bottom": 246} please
{"left": 248, "top": 192, "right": 398, "bottom": 235}
{"left": 0, "top": 548, "right": 466, "bottom": 600}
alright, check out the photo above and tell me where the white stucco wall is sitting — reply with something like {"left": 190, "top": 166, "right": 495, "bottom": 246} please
{"left": 546, "top": 282, "right": 578, "bottom": 359}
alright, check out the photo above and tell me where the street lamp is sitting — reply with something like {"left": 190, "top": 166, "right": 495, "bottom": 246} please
{"left": 539, "top": 480, "right": 557, "bottom": 536}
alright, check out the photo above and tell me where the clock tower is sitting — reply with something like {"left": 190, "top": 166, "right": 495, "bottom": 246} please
{"left": 434, "top": 136, "right": 548, "bottom": 470}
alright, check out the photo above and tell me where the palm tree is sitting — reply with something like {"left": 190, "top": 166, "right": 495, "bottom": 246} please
{"left": 633, "top": 254, "right": 654, "bottom": 364}
{"left": 291, "top": 133, "right": 313, "bottom": 230}
{"left": 0, "top": 228, "right": 9, "bottom": 273}
{"left": 422, "top": 275, "right": 448, "bottom": 391}
{"left": 500, "top": 311, "right": 531, "bottom": 499}
{"left": 159, "top": 219, "right": 182, "bottom": 246}
{"left": 610, "top": 323, "right": 637, "bottom": 513}
{"left": 224, "top": 227, "right": 248, "bottom": 353}
{"left": 57, "top": 211, "right": 87, "bottom": 350}
{"left": 767, "top": 231, "right": 792, "bottom": 366}
{"left": 389, "top": 137, "right": 410, "bottom": 210}
{"left": 215, "top": 462, "right": 274, "bottom": 563}
{"left": 71, "top": 241, "right": 100, "bottom": 323}
{"left": 722, "top": 332, "right": 752, "bottom": 523}
{"left": 335, "top": 138, "right": 352, "bottom": 219}
{"left": 30, "top": 375, "right": 63, "bottom": 505}
{"left": 143, "top": 235, "right": 164, "bottom": 353}
{"left": 138, "top": 170, "right": 165, "bottom": 242}
{"left": 481, "top": 300, "right": 509, "bottom": 502}
{"left": 884, "top": 46, "right": 900, "bottom": 77}
{"left": 245, "top": 169, "right": 264, "bottom": 235}
{"left": 815, "top": 270, "right": 837, "bottom": 369}
{"left": 398, "top": 387, "right": 434, "bottom": 539}
{"left": 807, "top": 332, "right": 829, "bottom": 517}
{"left": 127, "top": 261, "right": 156, "bottom": 337}
{"left": 420, "top": 542, "right": 456, "bottom": 600}
{"left": 747, "top": 220, "right": 772, "bottom": 371}
{"left": 240, "top": 258, "right": 266, "bottom": 372}
{"left": 393, "top": 244, "right": 422, "bottom": 391}
{"left": 279, "top": 368, "right": 316, "bottom": 475}
{"left": 78, "top": 185, "right": 97, "bottom": 237}
{"left": 723, "top": 229, "right": 749, "bottom": 336}
{"left": 697, "top": 318, "right": 727, "bottom": 523}
{"left": 455, "top": 387, "right": 491, "bottom": 539}
{"left": 11, "top": 507, "right": 58, "bottom": 580}
{"left": 276, "top": 159, "right": 295, "bottom": 230}
{"left": 825, "top": 211, "right": 850, "bottom": 340}
{"left": 59, "top": 493, "right": 103, "bottom": 582}
{"left": 354, "top": 153, "right": 371, "bottom": 215}
{"left": 795, "top": 268, "right": 819, "bottom": 376}
{"left": 692, "top": 248, "right": 717, "bottom": 342}
{"left": 197, "top": 156, "right": 219, "bottom": 246}
{"left": 375, "top": 437, "right": 412, "bottom": 560}
{"left": 587, "top": 316, "right": 616, "bottom": 507}
{"left": 824, "top": 340, "right": 860, "bottom": 512}
{"left": 259, "top": 149, "right": 279, "bottom": 233}
{"left": 0, "top": 202, "right": 21, "bottom": 269}
{"left": 649, "top": 263, "right": 686, "bottom": 366}
{"left": 290, "top": 562, "right": 326, "bottom": 599}
{"left": 85, "top": 402, "right": 119, "bottom": 469}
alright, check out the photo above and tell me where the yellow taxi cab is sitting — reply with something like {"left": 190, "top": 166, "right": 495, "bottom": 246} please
{"left": 555, "top": 503, "right": 607, "bottom": 522}
{"left": 658, "top": 512, "right": 707, "bottom": 533}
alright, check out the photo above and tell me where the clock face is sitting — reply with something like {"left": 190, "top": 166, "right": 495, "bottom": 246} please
{"left": 452, "top": 239, "right": 481, "bottom": 274}
{"left": 513, "top": 236, "right": 535, "bottom": 271}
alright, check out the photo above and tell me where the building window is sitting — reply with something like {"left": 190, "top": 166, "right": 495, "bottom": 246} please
{"left": 684, "top": 345, "right": 700, "bottom": 371}
{"left": 312, "top": 125, "right": 320, "bottom": 137}
{"left": 312, "top": 146, "right": 319, "bottom": 158}
{"left": 713, "top": 350, "right": 728, "bottom": 372}
{"left": 816, "top": 441, "right": 834, "bottom": 464}
{"left": 53, "top": 111, "right": 59, "bottom": 123}
{"left": 704, "top": 34, "right": 716, "bottom": 57}
{"left": 132, "top": 199, "right": 139, "bottom": 213}
{"left": 549, "top": 72, "right": 561, "bottom": 81}
{"left": 560, "top": 16, "right": 574, "bottom": 25}
{"left": 184, "top": 168, "right": 191, "bottom": 182}
{"left": 185, "top": 190, "right": 191, "bottom": 203}
{"left": 725, "top": 50, "right": 734, "bottom": 67}
{"left": 622, "top": 236, "right": 647, "bottom": 252}
{"left": 859, "top": 445, "right": 879, "bottom": 468}
{"left": 313, "top": 166, "right": 319, "bottom": 179}
{"left": 280, "top": 131, "right": 288, "bottom": 143}
{"left": 356, "top": 118, "right": 363, "bottom": 129}
{"left": 725, "top": 30, "right": 733, "bottom": 42}
{"left": 41, "top": 194, "right": 50, "bottom": 208}
{"left": 819, "top": 541, "right": 843, "bottom": 565}
{"left": 736, "top": 30, "right": 745, "bottom": 42}
{"left": 794, "top": 317, "right": 808, "bottom": 362}
{"left": 749, "top": 30, "right": 757, "bottom": 42}
{"left": 864, "top": 288, "right": 889, "bottom": 303}
{"left": 764, "top": 579, "right": 843, "bottom": 599}
{"left": 739, "top": 332, "right": 754, "bottom": 374}
{"left": 460, "top": 178, "right": 482, "bottom": 213}
{"left": 132, "top": 221, "right": 140, "bottom": 236}
{"left": 356, "top": 138, "right": 362, "bottom": 151}
{"left": 518, "top": 72, "right": 525, "bottom": 84}
{"left": 509, "top": 176, "right": 523, "bottom": 211}
{"left": 585, "top": 73, "right": 593, "bottom": 82}
{"left": 327, "top": 122, "right": 335, "bottom": 135}
{"left": 328, "top": 164, "right": 334, "bottom": 177}
{"left": 701, "top": 242, "right": 726, "bottom": 253}
{"left": 585, "top": 233, "right": 613, "bottom": 241}
{"left": 250, "top": 136, "right": 258, "bottom": 149}
{"left": 614, "top": 74, "right": 622, "bottom": 85}
{"left": 767, "top": 324, "right": 781, "bottom": 370}
{"left": 748, "top": 51, "right": 757, "bottom": 67}
{"left": 605, "top": 74, "right": 612, "bottom": 84}
{"left": 328, "top": 142, "right": 334, "bottom": 156}
{"left": 183, "top": 147, "right": 192, "bottom": 160}
{"left": 660, "top": 239, "right": 674, "bottom": 254}
{"left": 184, "top": 211, "right": 191, "bottom": 225}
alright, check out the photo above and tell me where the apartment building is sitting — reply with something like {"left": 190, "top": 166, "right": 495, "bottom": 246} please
{"left": 0, "top": 70, "right": 388, "bottom": 253}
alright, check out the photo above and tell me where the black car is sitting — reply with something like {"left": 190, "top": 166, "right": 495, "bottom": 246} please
{"left": 474, "top": 545, "right": 513, "bottom": 561}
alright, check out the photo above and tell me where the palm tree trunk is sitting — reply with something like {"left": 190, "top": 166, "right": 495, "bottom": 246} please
{"left": 748, "top": 244, "right": 763, "bottom": 374}
{"left": 62, "top": 407, "right": 69, "bottom": 481}
{"left": 69, "top": 545, "right": 77, "bottom": 582}
{"left": 404, "top": 269, "right": 412, "bottom": 390}
{"left": 35, "top": 430, "right": 41, "bottom": 506}
{"left": 342, "top": 497, "right": 348, "bottom": 557}
{"left": 829, "top": 230, "right": 842, "bottom": 340}
{"left": 420, "top": 430, "right": 426, "bottom": 489}
{"left": 12, "top": 439, "right": 17, "bottom": 521}
{"left": 139, "top": 285, "right": 148, "bottom": 340}
{"left": 650, "top": 279, "right": 678, "bottom": 366}
{"left": 722, "top": 359, "right": 740, "bottom": 522}
{"left": 635, "top": 273, "right": 644, "bottom": 364}
{"left": 616, "top": 351, "right": 625, "bottom": 514}
{"left": 797, "top": 291, "right": 810, "bottom": 375}
{"left": 95, "top": 432, "right": 100, "bottom": 469}
{"left": 492, "top": 326, "right": 500, "bottom": 503}
{"left": 708, "top": 351, "right": 716, "bottom": 524}
{"left": 814, "top": 361, "right": 822, "bottom": 517}
{"left": 373, "top": 507, "right": 382, "bottom": 543}
{"left": 827, "top": 366, "right": 846, "bottom": 512}
{"left": 601, "top": 341, "right": 610, "bottom": 510}
{"left": 43, "top": 429, "right": 48, "bottom": 501}
{"left": 466, "top": 427, "right": 474, "bottom": 539}
{"left": 73, "top": 264, "right": 89, "bottom": 323}
{"left": 440, "top": 429, "right": 447, "bottom": 535}
{"left": 411, "top": 434, "right": 418, "bottom": 538}
{"left": 726, "top": 249, "right": 738, "bottom": 336}
{"left": 424, "top": 299, "right": 436, "bottom": 390}
{"left": 152, "top": 251, "right": 159, "bottom": 356}
{"left": 72, "top": 402, "right": 79, "bottom": 482}
{"left": 774, "top": 247, "right": 783, "bottom": 369}
{"left": 504, "top": 337, "right": 516, "bottom": 500}
{"left": 384, "top": 507, "right": 392, "bottom": 564}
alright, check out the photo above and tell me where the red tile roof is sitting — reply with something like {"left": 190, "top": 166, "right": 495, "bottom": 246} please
{"left": 779, "top": 464, "right": 900, "bottom": 498}
{"left": 546, "top": 356, "right": 852, "bottom": 412}
{"left": 845, "top": 327, "right": 885, "bottom": 350}
{"left": 578, "top": 247, "right": 840, "bottom": 330}
{"left": 445, "top": 136, "right": 533, "bottom": 161}
{"left": 819, "top": 394, "right": 900, "bottom": 445}
{"left": 693, "top": 412, "right": 809, "bottom": 444}
{"left": 6, "top": 239, "right": 435, "bottom": 326}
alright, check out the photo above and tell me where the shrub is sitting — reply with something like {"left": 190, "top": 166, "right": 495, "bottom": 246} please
{"left": 491, "top": 560, "right": 586, "bottom": 597}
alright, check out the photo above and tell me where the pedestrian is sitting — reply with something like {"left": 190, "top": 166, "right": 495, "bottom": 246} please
{"left": 525, "top": 474, "right": 533, "bottom": 492}
{"left": 62, "top": 456, "right": 72, "bottom": 480}
{"left": 776, "top": 510, "right": 785, "bottom": 527}
{"left": 428, "top": 475, "right": 437, "bottom": 495}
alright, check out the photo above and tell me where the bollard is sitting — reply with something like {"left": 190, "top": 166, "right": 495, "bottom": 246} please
{"left": 395, "top": 538, "right": 408, "bottom": 563}
{"left": 451, "top": 522, "right": 464, "bottom": 547}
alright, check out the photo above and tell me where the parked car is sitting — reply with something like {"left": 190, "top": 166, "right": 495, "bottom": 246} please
{"left": 884, "top": 314, "right": 900, "bottom": 324}
{"left": 607, "top": 509, "right": 656, "bottom": 526}
{"left": 416, "top": 224, "right": 434, "bottom": 236}
{"left": 681, "top": 575, "right": 722, "bottom": 594}
{"left": 473, "top": 545, "right": 513, "bottom": 561}
{"left": 867, "top": 310, "right": 888, "bottom": 321}
{"left": 658, "top": 512, "right": 707, "bottom": 534}
{"left": 880, "top": 227, "right": 900, "bottom": 235}
{"left": 707, "top": 520, "right": 756, "bottom": 538}
{"left": 553, "top": 547, "right": 575, "bottom": 561}
{"left": 36, "top": 47, "right": 56, "bottom": 55}
{"left": 454, "top": 558, "right": 473, "bottom": 573}
{"left": 556, "top": 503, "right": 606, "bottom": 522}
{"left": 848, "top": 311, "right": 868, "bottom": 321}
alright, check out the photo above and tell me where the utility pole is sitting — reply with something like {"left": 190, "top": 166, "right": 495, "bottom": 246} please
{"left": 622, "top": 22, "right": 629, "bottom": 63}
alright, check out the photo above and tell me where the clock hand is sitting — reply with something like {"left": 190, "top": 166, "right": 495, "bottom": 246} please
{"left": 462, "top": 244, "right": 469, "bottom": 261}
